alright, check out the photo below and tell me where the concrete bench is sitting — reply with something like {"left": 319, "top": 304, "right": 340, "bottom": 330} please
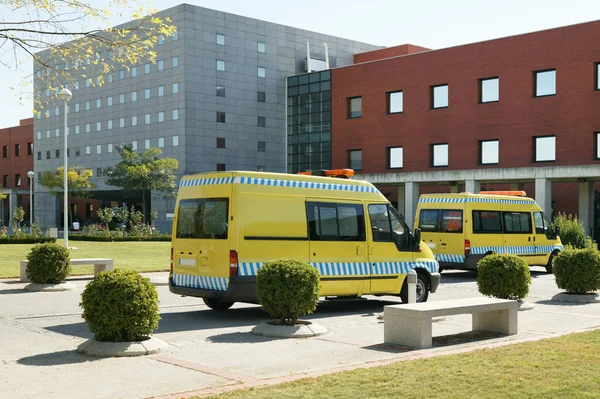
{"left": 384, "top": 297, "right": 518, "bottom": 349}
{"left": 20, "top": 258, "right": 114, "bottom": 282}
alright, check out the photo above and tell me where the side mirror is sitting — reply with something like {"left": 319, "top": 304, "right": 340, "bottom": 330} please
{"left": 413, "top": 228, "right": 421, "bottom": 248}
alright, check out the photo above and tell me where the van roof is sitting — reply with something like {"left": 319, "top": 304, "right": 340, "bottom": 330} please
{"left": 179, "top": 171, "right": 384, "bottom": 197}
{"left": 419, "top": 192, "right": 536, "bottom": 203}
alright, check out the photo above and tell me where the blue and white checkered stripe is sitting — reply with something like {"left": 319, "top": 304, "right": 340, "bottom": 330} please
{"left": 173, "top": 273, "right": 229, "bottom": 291}
{"left": 435, "top": 254, "right": 465, "bottom": 263}
{"left": 471, "top": 245, "right": 562, "bottom": 255}
{"left": 240, "top": 260, "right": 438, "bottom": 276}
{"left": 234, "top": 176, "right": 378, "bottom": 193}
{"left": 419, "top": 198, "right": 534, "bottom": 205}
{"left": 180, "top": 177, "right": 234, "bottom": 187}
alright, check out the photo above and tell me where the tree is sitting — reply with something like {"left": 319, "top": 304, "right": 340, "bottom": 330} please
{"left": 0, "top": 1, "right": 175, "bottom": 108}
{"left": 38, "top": 166, "right": 95, "bottom": 226}
{"left": 105, "top": 145, "right": 178, "bottom": 223}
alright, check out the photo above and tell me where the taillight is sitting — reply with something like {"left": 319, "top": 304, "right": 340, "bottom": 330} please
{"left": 230, "top": 250, "right": 238, "bottom": 277}
{"left": 170, "top": 247, "right": 174, "bottom": 273}
{"left": 465, "top": 239, "right": 471, "bottom": 256}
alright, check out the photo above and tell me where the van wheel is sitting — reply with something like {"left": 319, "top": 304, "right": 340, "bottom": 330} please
{"left": 203, "top": 297, "right": 234, "bottom": 310}
{"left": 400, "top": 272, "right": 430, "bottom": 303}
{"left": 546, "top": 252, "right": 558, "bottom": 274}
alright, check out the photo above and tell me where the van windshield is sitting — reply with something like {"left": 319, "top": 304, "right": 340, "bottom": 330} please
{"left": 176, "top": 198, "right": 229, "bottom": 239}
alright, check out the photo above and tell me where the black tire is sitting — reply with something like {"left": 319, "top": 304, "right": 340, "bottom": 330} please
{"left": 203, "top": 297, "right": 234, "bottom": 310}
{"left": 545, "top": 252, "right": 558, "bottom": 274}
{"left": 438, "top": 266, "right": 444, "bottom": 273}
{"left": 400, "top": 272, "right": 430, "bottom": 303}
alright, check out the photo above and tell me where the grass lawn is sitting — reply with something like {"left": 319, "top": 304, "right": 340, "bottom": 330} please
{"left": 0, "top": 239, "right": 171, "bottom": 278}
{"left": 208, "top": 329, "right": 600, "bottom": 399}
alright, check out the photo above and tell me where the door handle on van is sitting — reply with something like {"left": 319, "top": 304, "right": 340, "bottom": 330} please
{"left": 528, "top": 237, "right": 531, "bottom": 242}
{"left": 356, "top": 246, "right": 364, "bottom": 255}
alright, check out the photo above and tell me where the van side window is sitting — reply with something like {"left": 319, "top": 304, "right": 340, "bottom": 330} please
{"left": 175, "top": 198, "right": 229, "bottom": 239}
{"left": 307, "top": 202, "right": 365, "bottom": 241}
{"left": 534, "top": 211, "right": 554, "bottom": 239}
{"left": 503, "top": 212, "right": 532, "bottom": 234}
{"left": 419, "top": 210, "right": 439, "bottom": 232}
{"left": 441, "top": 210, "right": 463, "bottom": 233}
{"left": 368, "top": 204, "right": 409, "bottom": 248}
{"left": 472, "top": 211, "right": 502, "bottom": 233}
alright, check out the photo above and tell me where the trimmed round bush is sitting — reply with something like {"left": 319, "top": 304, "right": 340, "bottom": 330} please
{"left": 477, "top": 254, "right": 531, "bottom": 300}
{"left": 256, "top": 259, "right": 321, "bottom": 326}
{"left": 80, "top": 269, "right": 160, "bottom": 342}
{"left": 26, "top": 243, "right": 71, "bottom": 284}
{"left": 554, "top": 247, "right": 600, "bottom": 294}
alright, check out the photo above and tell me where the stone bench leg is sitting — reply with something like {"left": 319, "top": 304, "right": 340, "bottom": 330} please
{"left": 20, "top": 260, "right": 30, "bottom": 283}
{"left": 384, "top": 316, "right": 433, "bottom": 349}
{"left": 94, "top": 260, "right": 114, "bottom": 276}
{"left": 472, "top": 308, "right": 517, "bottom": 336}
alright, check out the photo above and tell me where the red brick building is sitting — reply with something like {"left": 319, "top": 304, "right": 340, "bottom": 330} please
{"left": 330, "top": 20, "right": 600, "bottom": 235}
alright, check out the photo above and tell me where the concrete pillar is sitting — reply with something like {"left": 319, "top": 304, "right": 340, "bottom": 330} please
{"left": 8, "top": 191, "right": 17, "bottom": 229}
{"left": 396, "top": 185, "right": 406, "bottom": 219}
{"left": 535, "top": 178, "right": 552, "bottom": 220}
{"left": 404, "top": 182, "right": 419, "bottom": 230}
{"left": 578, "top": 181, "right": 594, "bottom": 237}
{"left": 465, "top": 180, "right": 480, "bottom": 194}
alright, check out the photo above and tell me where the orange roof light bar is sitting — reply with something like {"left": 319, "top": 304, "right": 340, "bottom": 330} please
{"left": 479, "top": 190, "right": 527, "bottom": 197}
{"left": 297, "top": 169, "right": 355, "bottom": 178}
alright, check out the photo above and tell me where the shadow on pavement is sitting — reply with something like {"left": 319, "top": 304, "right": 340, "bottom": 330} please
{"left": 0, "top": 289, "right": 28, "bottom": 295}
{"left": 18, "top": 350, "right": 101, "bottom": 366}
{"left": 205, "top": 331, "right": 278, "bottom": 344}
{"left": 441, "top": 268, "right": 549, "bottom": 284}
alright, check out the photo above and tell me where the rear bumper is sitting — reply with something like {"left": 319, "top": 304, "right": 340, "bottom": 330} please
{"left": 169, "top": 276, "right": 257, "bottom": 302}
{"left": 429, "top": 272, "right": 441, "bottom": 293}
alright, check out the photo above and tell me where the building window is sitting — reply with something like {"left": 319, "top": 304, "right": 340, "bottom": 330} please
{"left": 158, "top": 60, "right": 164, "bottom": 71}
{"left": 257, "top": 91, "right": 266, "bottom": 102}
{"left": 85, "top": 101, "right": 90, "bottom": 110}
{"left": 217, "top": 60, "right": 225, "bottom": 71}
{"left": 15, "top": 174, "right": 21, "bottom": 187}
{"left": 480, "top": 77, "right": 499, "bottom": 103}
{"left": 348, "top": 96, "right": 362, "bottom": 118}
{"left": 216, "top": 86, "right": 225, "bottom": 97}
{"left": 14, "top": 144, "right": 20, "bottom": 157}
{"left": 55, "top": 106, "right": 59, "bottom": 116}
{"left": 172, "top": 56, "right": 179, "bottom": 68}
{"left": 132, "top": 116, "right": 138, "bottom": 126}
{"left": 145, "top": 139, "right": 150, "bottom": 149}
{"left": 480, "top": 139, "right": 499, "bottom": 165}
{"left": 107, "top": 96, "right": 113, "bottom": 106}
{"left": 534, "top": 69, "right": 556, "bottom": 97}
{"left": 37, "top": 152, "right": 41, "bottom": 160}
{"left": 96, "top": 98, "right": 101, "bottom": 108}
{"left": 388, "top": 147, "right": 403, "bottom": 169}
{"left": 96, "top": 121, "right": 101, "bottom": 131}
{"left": 85, "top": 146, "right": 90, "bottom": 155}
{"left": 2, "top": 174, "right": 7, "bottom": 187}
{"left": 431, "top": 143, "right": 449, "bottom": 167}
{"left": 145, "top": 114, "right": 151, "bottom": 124}
{"left": 173, "top": 83, "right": 179, "bottom": 94}
{"left": 75, "top": 103, "right": 80, "bottom": 112}
{"left": 257, "top": 67, "right": 266, "bottom": 78}
{"left": 132, "top": 141, "right": 137, "bottom": 151}
{"left": 534, "top": 135, "right": 556, "bottom": 162}
{"left": 55, "top": 149, "right": 60, "bottom": 158}
{"left": 36, "top": 131, "right": 41, "bottom": 140}
{"left": 596, "top": 63, "right": 600, "bottom": 90}
{"left": 257, "top": 116, "right": 266, "bottom": 127}
{"left": 158, "top": 137, "right": 165, "bottom": 148}
{"left": 119, "top": 94, "right": 125, "bottom": 104}
{"left": 257, "top": 141, "right": 266, "bottom": 152}
{"left": 96, "top": 145, "right": 101, "bottom": 154}
{"left": 172, "top": 109, "right": 179, "bottom": 120}
{"left": 173, "top": 136, "right": 179, "bottom": 146}
{"left": 258, "top": 41, "right": 266, "bottom": 53}
{"left": 108, "top": 144, "right": 113, "bottom": 153}
{"left": 348, "top": 149, "right": 362, "bottom": 170}
{"left": 144, "top": 63, "right": 150, "bottom": 74}
{"left": 27, "top": 142, "right": 33, "bottom": 155}
{"left": 172, "top": 31, "right": 178, "bottom": 41}
{"left": 85, "top": 124, "right": 91, "bottom": 133}
{"left": 96, "top": 168, "right": 102, "bottom": 177}
{"left": 596, "top": 132, "right": 600, "bottom": 159}
{"left": 2, "top": 145, "right": 7, "bottom": 158}
{"left": 216, "top": 33, "right": 225, "bottom": 45}
{"left": 388, "top": 91, "right": 403, "bottom": 114}
{"left": 46, "top": 150, "right": 50, "bottom": 159}
{"left": 216, "top": 163, "right": 226, "bottom": 171}
{"left": 107, "top": 120, "right": 113, "bottom": 130}
{"left": 431, "top": 84, "right": 449, "bottom": 109}
{"left": 217, "top": 112, "right": 225, "bottom": 123}
{"left": 144, "top": 88, "right": 150, "bottom": 99}
{"left": 158, "top": 112, "right": 164, "bottom": 122}
{"left": 216, "top": 137, "right": 225, "bottom": 148}
{"left": 55, "top": 128, "right": 59, "bottom": 137}
{"left": 131, "top": 66, "right": 137, "bottom": 77}
{"left": 132, "top": 91, "right": 137, "bottom": 102}
{"left": 119, "top": 70, "right": 125, "bottom": 80}
{"left": 158, "top": 86, "right": 164, "bottom": 97}
{"left": 107, "top": 73, "right": 113, "bottom": 83}
{"left": 119, "top": 118, "right": 125, "bottom": 128}
{"left": 46, "top": 130, "right": 50, "bottom": 138}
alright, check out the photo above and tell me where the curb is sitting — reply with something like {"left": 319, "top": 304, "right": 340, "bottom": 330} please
{"left": 551, "top": 292, "right": 599, "bottom": 304}
{"left": 77, "top": 336, "right": 169, "bottom": 357}
{"left": 251, "top": 321, "right": 328, "bottom": 338}
{"left": 23, "top": 282, "right": 78, "bottom": 292}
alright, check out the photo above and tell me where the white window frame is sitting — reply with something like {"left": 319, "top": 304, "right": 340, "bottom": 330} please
{"left": 432, "top": 143, "right": 449, "bottom": 167}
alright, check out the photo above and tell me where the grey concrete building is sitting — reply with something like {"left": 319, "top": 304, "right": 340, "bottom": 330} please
{"left": 33, "top": 4, "right": 380, "bottom": 232}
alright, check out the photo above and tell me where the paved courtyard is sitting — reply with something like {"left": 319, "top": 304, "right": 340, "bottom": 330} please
{"left": 1, "top": 267, "right": 599, "bottom": 398}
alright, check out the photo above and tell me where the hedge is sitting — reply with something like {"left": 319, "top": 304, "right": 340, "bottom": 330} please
{"left": 69, "top": 234, "right": 171, "bottom": 242}
{"left": 0, "top": 237, "right": 57, "bottom": 245}
{"left": 477, "top": 254, "right": 531, "bottom": 300}
{"left": 26, "top": 243, "right": 71, "bottom": 284}
{"left": 554, "top": 247, "right": 600, "bottom": 294}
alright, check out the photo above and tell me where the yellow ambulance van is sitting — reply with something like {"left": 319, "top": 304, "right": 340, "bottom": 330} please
{"left": 414, "top": 191, "right": 563, "bottom": 273}
{"left": 169, "top": 170, "right": 440, "bottom": 310}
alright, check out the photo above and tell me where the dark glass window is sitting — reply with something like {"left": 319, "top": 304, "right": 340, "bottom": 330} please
{"left": 55, "top": 149, "right": 60, "bottom": 158}
{"left": 14, "top": 144, "right": 20, "bottom": 157}
{"left": 257, "top": 91, "right": 266, "bottom": 102}
{"left": 503, "top": 212, "right": 532, "bottom": 234}
{"left": 306, "top": 202, "right": 365, "bottom": 241}
{"left": 176, "top": 198, "right": 229, "bottom": 239}
{"left": 418, "top": 209, "right": 439, "bottom": 232}
{"left": 2, "top": 174, "right": 8, "bottom": 187}
{"left": 2, "top": 145, "right": 7, "bottom": 158}
{"left": 216, "top": 86, "right": 225, "bottom": 97}
{"left": 368, "top": 204, "right": 410, "bottom": 249}
{"left": 27, "top": 142, "right": 33, "bottom": 155}
{"left": 37, "top": 152, "right": 41, "bottom": 160}
{"left": 257, "top": 116, "right": 266, "bottom": 127}
{"left": 348, "top": 149, "right": 362, "bottom": 170}
{"left": 441, "top": 210, "right": 463, "bottom": 233}
{"left": 217, "top": 112, "right": 225, "bottom": 123}
{"left": 216, "top": 137, "right": 225, "bottom": 148}
{"left": 348, "top": 96, "right": 362, "bottom": 118}
{"left": 216, "top": 163, "right": 225, "bottom": 171}
{"left": 472, "top": 211, "right": 502, "bottom": 233}
{"left": 257, "top": 141, "right": 266, "bottom": 152}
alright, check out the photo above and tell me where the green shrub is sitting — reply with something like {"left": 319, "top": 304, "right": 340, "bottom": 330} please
{"left": 256, "top": 259, "right": 321, "bottom": 326}
{"left": 553, "top": 213, "right": 587, "bottom": 249}
{"left": 477, "top": 254, "right": 531, "bottom": 300}
{"left": 553, "top": 247, "right": 600, "bottom": 294}
{"left": 80, "top": 269, "right": 160, "bottom": 342}
{"left": 69, "top": 234, "right": 170, "bottom": 242}
{"left": 0, "top": 236, "right": 56, "bottom": 244}
{"left": 26, "top": 243, "right": 71, "bottom": 284}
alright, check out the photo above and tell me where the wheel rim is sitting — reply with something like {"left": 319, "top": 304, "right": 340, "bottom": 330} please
{"left": 416, "top": 279, "right": 425, "bottom": 302}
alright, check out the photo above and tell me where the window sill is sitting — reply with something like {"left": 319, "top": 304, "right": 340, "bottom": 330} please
{"left": 533, "top": 160, "right": 556, "bottom": 163}
{"left": 479, "top": 100, "right": 499, "bottom": 104}
{"left": 533, "top": 94, "right": 556, "bottom": 98}
{"left": 430, "top": 106, "right": 449, "bottom": 110}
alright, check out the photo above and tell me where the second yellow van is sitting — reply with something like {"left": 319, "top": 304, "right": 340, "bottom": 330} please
{"left": 414, "top": 192, "right": 563, "bottom": 273}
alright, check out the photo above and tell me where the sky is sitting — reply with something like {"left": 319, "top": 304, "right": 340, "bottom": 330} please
{"left": 1, "top": 0, "right": 600, "bottom": 128}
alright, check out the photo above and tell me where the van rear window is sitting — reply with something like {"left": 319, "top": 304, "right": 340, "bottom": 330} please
{"left": 176, "top": 198, "right": 229, "bottom": 239}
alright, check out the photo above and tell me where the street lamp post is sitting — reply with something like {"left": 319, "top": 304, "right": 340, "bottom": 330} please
{"left": 27, "top": 170, "right": 34, "bottom": 234}
{"left": 58, "top": 88, "right": 72, "bottom": 248}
